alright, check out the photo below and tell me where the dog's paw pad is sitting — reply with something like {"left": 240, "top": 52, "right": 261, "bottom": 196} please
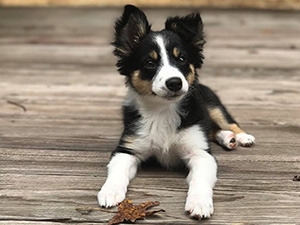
{"left": 97, "top": 184, "right": 126, "bottom": 208}
{"left": 216, "top": 130, "right": 237, "bottom": 150}
{"left": 185, "top": 195, "right": 214, "bottom": 219}
{"left": 236, "top": 133, "right": 255, "bottom": 147}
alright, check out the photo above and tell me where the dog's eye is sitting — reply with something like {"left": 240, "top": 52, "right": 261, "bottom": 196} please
{"left": 178, "top": 55, "right": 187, "bottom": 65}
{"left": 144, "top": 59, "right": 156, "bottom": 69}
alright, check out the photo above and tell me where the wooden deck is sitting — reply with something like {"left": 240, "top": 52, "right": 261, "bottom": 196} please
{"left": 1, "top": 7, "right": 300, "bottom": 225}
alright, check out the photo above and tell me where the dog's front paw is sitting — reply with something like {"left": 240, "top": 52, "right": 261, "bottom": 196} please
{"left": 236, "top": 133, "right": 255, "bottom": 147}
{"left": 185, "top": 194, "right": 214, "bottom": 219}
{"left": 97, "top": 183, "right": 126, "bottom": 208}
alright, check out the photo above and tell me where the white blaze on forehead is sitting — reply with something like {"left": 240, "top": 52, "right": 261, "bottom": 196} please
{"left": 155, "top": 36, "right": 170, "bottom": 67}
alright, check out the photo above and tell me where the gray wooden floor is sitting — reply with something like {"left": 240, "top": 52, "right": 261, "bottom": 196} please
{"left": 0, "top": 7, "right": 300, "bottom": 225}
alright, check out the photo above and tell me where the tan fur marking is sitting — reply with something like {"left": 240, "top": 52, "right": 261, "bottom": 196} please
{"left": 209, "top": 130, "right": 218, "bottom": 141}
{"left": 131, "top": 70, "right": 152, "bottom": 95}
{"left": 116, "top": 47, "right": 129, "bottom": 56}
{"left": 186, "top": 64, "right": 196, "bottom": 85}
{"left": 208, "top": 108, "right": 231, "bottom": 130}
{"left": 138, "top": 24, "right": 146, "bottom": 36}
{"left": 173, "top": 47, "right": 180, "bottom": 58}
{"left": 194, "top": 39, "right": 205, "bottom": 46}
{"left": 120, "top": 136, "right": 135, "bottom": 149}
{"left": 208, "top": 107, "right": 245, "bottom": 135}
{"left": 149, "top": 51, "right": 158, "bottom": 60}
{"left": 229, "top": 124, "right": 245, "bottom": 134}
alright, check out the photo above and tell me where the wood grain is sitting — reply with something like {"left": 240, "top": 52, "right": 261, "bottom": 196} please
{"left": 0, "top": 7, "right": 300, "bottom": 225}
{"left": 1, "top": 0, "right": 300, "bottom": 10}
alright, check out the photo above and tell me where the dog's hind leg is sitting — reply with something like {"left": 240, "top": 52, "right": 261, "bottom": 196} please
{"left": 208, "top": 107, "right": 237, "bottom": 149}
{"left": 208, "top": 107, "right": 255, "bottom": 149}
{"left": 214, "top": 129, "right": 237, "bottom": 149}
{"left": 229, "top": 123, "right": 255, "bottom": 147}
{"left": 199, "top": 84, "right": 255, "bottom": 149}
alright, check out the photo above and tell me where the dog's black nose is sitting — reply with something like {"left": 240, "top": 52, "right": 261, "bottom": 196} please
{"left": 165, "top": 77, "right": 182, "bottom": 92}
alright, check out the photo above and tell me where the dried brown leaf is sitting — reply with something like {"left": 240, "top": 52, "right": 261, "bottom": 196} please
{"left": 108, "top": 199, "right": 165, "bottom": 225}
{"left": 293, "top": 175, "right": 300, "bottom": 181}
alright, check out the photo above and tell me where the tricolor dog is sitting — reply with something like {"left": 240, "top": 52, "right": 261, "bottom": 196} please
{"left": 98, "top": 5, "right": 255, "bottom": 219}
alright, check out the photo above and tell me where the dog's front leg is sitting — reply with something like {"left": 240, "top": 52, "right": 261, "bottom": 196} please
{"left": 97, "top": 153, "right": 139, "bottom": 208}
{"left": 179, "top": 126, "right": 218, "bottom": 219}
{"left": 185, "top": 151, "right": 217, "bottom": 219}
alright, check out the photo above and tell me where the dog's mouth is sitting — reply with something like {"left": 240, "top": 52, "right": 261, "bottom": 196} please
{"left": 152, "top": 91, "right": 185, "bottom": 101}
{"left": 165, "top": 93, "right": 183, "bottom": 100}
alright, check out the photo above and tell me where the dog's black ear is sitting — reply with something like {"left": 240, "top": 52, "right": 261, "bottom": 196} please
{"left": 165, "top": 13, "right": 204, "bottom": 45}
{"left": 113, "top": 5, "right": 151, "bottom": 58}
{"left": 165, "top": 13, "right": 205, "bottom": 67}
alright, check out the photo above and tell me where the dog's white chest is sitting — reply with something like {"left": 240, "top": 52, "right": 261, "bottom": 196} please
{"left": 141, "top": 106, "right": 179, "bottom": 148}
{"left": 133, "top": 102, "right": 182, "bottom": 164}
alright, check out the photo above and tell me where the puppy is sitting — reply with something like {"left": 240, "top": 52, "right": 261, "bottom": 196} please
{"left": 98, "top": 5, "right": 255, "bottom": 219}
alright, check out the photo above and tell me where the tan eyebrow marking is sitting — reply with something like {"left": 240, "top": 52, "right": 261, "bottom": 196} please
{"left": 173, "top": 47, "right": 180, "bottom": 58}
{"left": 186, "top": 64, "right": 196, "bottom": 85}
{"left": 149, "top": 51, "right": 158, "bottom": 60}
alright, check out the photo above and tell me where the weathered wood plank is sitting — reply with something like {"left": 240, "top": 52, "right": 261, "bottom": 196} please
{"left": 1, "top": 123, "right": 299, "bottom": 223}
{"left": 0, "top": 7, "right": 300, "bottom": 225}
{"left": 1, "top": 0, "right": 300, "bottom": 10}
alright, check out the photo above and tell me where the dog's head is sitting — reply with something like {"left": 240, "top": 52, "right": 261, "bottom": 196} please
{"left": 113, "top": 5, "right": 205, "bottom": 101}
